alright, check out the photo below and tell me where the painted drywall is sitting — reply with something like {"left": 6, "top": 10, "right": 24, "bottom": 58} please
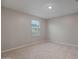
{"left": 48, "top": 14, "right": 78, "bottom": 46}
{"left": 1, "top": 7, "right": 47, "bottom": 51}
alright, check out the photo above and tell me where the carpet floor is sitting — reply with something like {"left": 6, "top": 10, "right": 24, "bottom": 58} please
{"left": 2, "top": 43, "right": 78, "bottom": 59}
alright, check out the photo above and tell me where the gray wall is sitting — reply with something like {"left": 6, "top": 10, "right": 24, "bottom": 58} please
{"left": 1, "top": 7, "right": 78, "bottom": 51}
{"left": 1, "top": 7, "right": 47, "bottom": 51}
{"left": 48, "top": 14, "right": 78, "bottom": 46}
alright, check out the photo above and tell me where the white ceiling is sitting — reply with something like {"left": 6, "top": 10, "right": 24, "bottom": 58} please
{"left": 2, "top": 0, "right": 78, "bottom": 19}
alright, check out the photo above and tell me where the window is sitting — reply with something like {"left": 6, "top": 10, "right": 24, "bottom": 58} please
{"left": 32, "top": 20, "right": 40, "bottom": 36}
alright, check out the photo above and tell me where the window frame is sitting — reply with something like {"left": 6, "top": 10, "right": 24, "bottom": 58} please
{"left": 31, "top": 20, "right": 40, "bottom": 36}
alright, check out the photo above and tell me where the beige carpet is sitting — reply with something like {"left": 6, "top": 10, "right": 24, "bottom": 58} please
{"left": 2, "top": 43, "right": 78, "bottom": 59}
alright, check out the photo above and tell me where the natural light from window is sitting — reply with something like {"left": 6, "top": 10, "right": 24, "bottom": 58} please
{"left": 32, "top": 20, "right": 40, "bottom": 36}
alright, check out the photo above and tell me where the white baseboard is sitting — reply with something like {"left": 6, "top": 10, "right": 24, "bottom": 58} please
{"left": 50, "top": 41, "right": 78, "bottom": 47}
{"left": 2, "top": 40, "right": 77, "bottom": 53}
{"left": 2, "top": 40, "right": 45, "bottom": 53}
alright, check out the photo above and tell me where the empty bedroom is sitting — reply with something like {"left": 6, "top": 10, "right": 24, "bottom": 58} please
{"left": 1, "top": 0, "right": 78, "bottom": 59}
